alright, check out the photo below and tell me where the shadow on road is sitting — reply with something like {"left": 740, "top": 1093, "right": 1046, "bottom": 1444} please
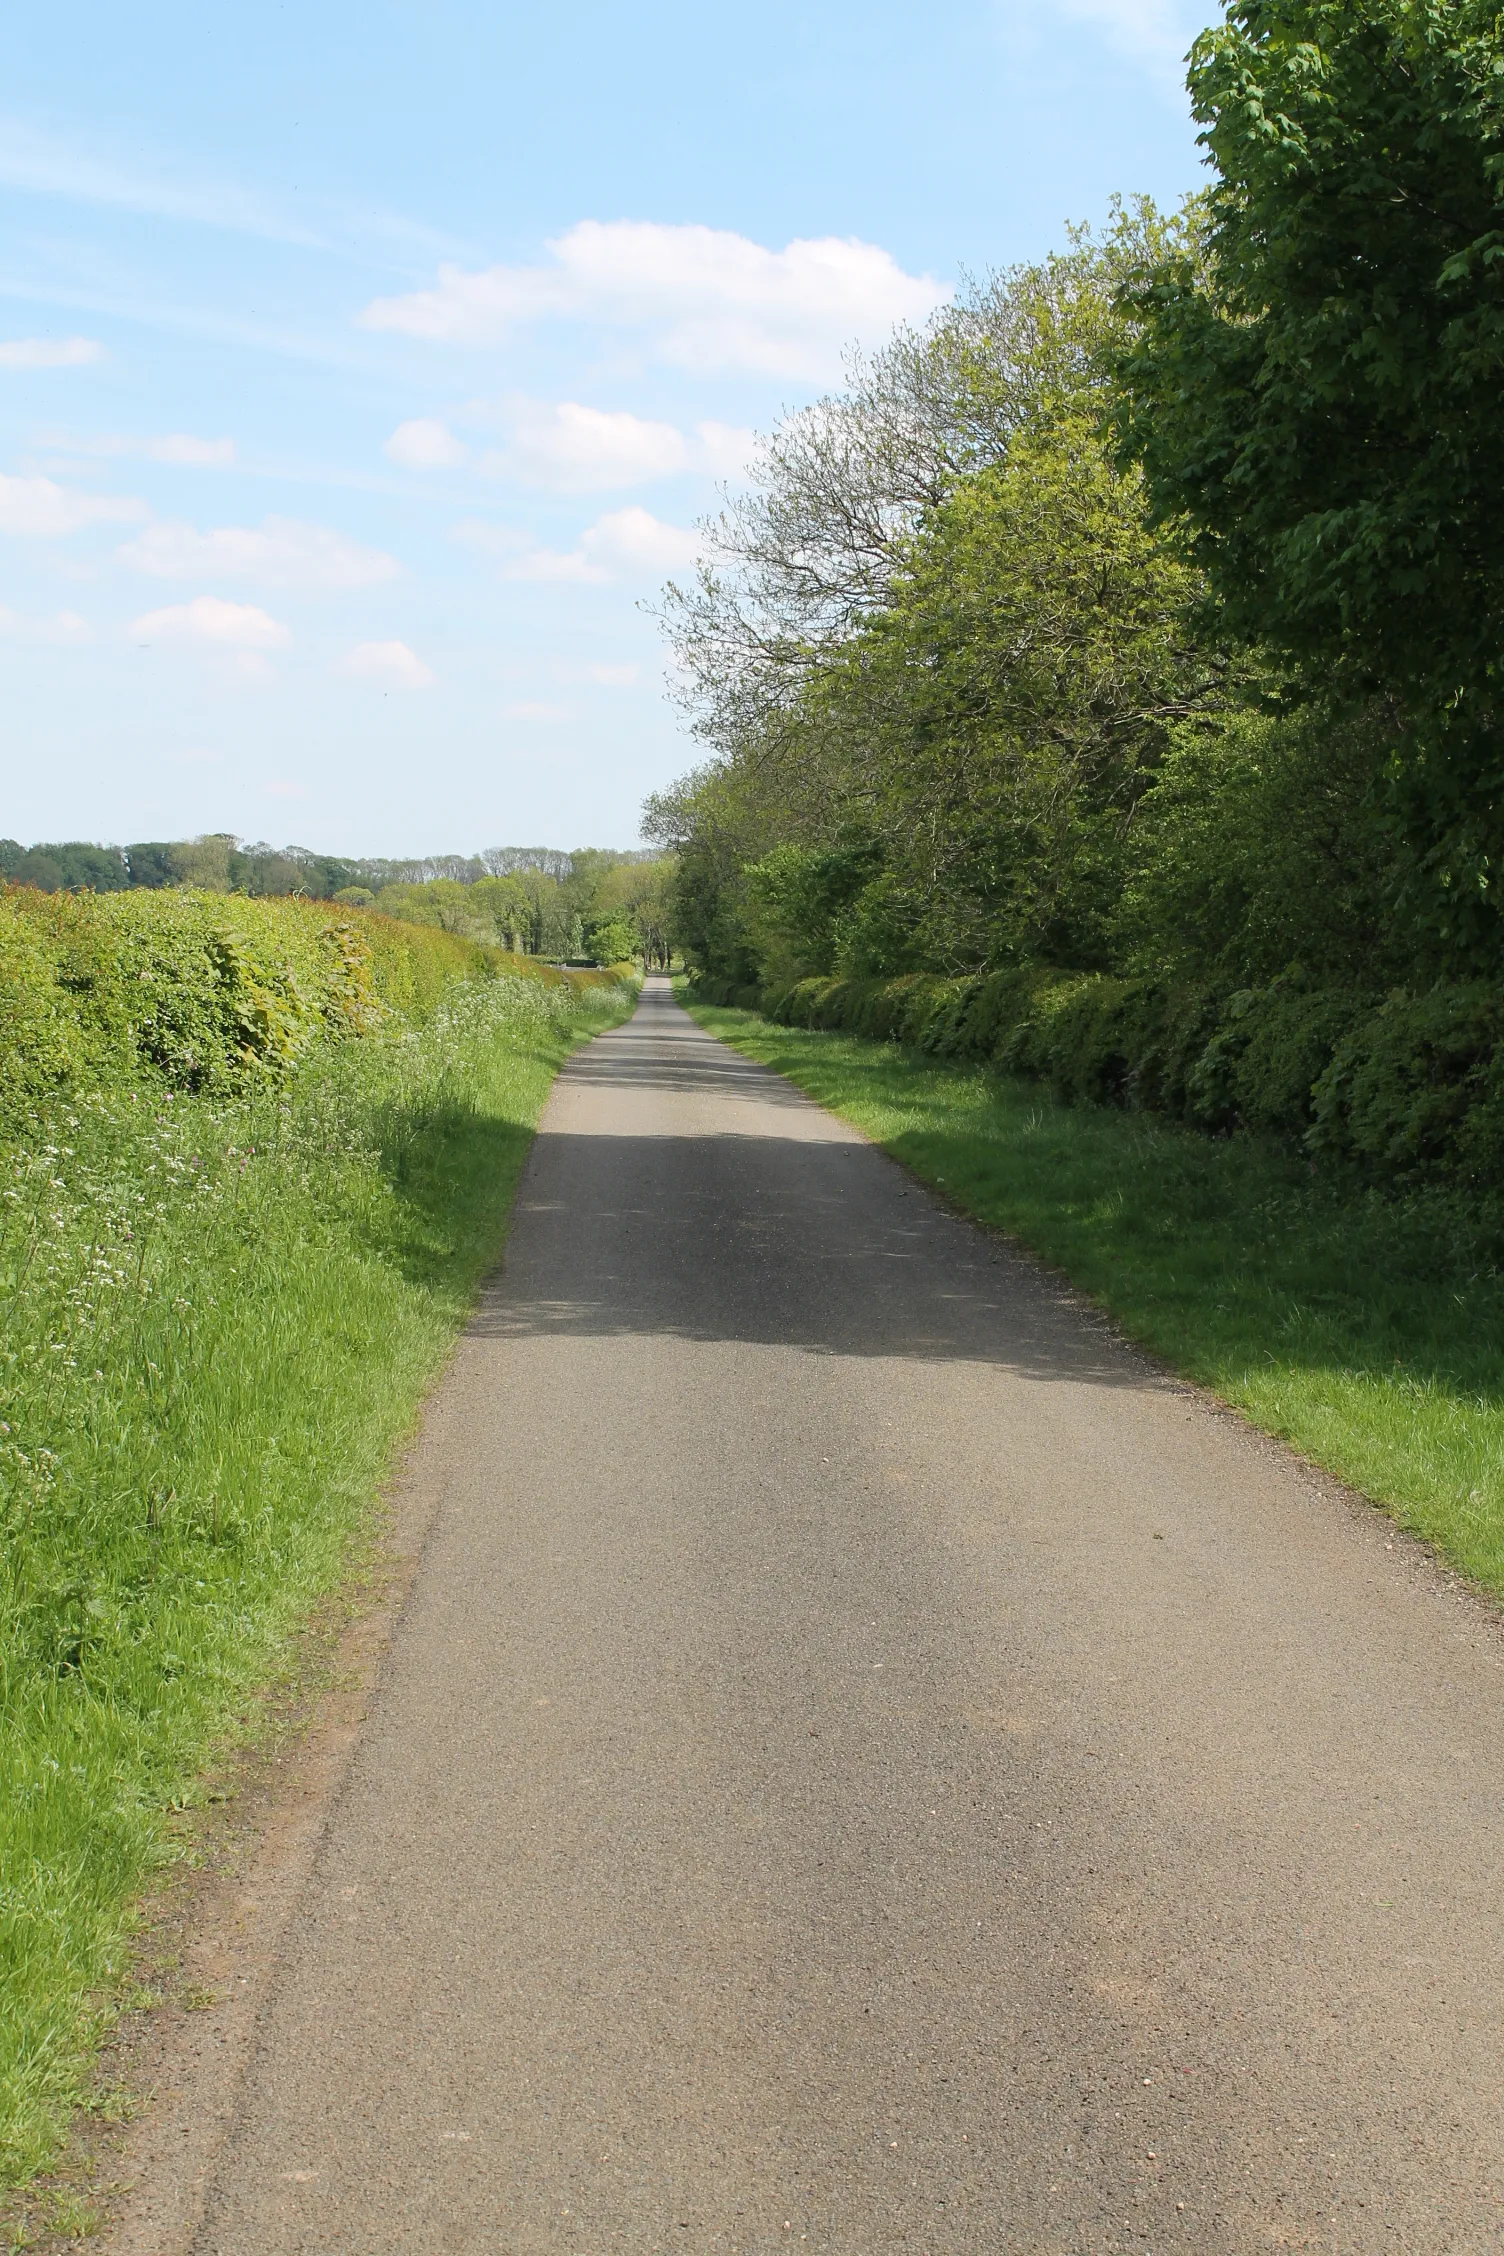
{"left": 471, "top": 1118, "right": 1148, "bottom": 1390}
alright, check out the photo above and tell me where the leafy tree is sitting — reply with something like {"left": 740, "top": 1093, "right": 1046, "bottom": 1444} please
{"left": 0, "top": 841, "right": 131, "bottom": 892}
{"left": 820, "top": 420, "right": 1212, "bottom": 970}
{"left": 1117, "top": 0, "right": 1504, "bottom": 948}
{"left": 583, "top": 916, "right": 640, "bottom": 966}
{"left": 653, "top": 224, "right": 1214, "bottom": 982}
{"left": 1117, "top": 702, "right": 1404, "bottom": 986}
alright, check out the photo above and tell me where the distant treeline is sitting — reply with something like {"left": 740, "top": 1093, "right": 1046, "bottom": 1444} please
{"left": 0, "top": 833, "right": 671, "bottom": 967}
{"left": 0, "top": 834, "right": 653, "bottom": 901}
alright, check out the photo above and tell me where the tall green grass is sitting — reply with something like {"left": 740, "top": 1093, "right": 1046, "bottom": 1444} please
{"left": 687, "top": 996, "right": 1504, "bottom": 1592}
{"left": 0, "top": 966, "right": 635, "bottom": 2182}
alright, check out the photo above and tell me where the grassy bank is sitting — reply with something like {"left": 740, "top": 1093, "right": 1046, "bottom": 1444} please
{"left": 1, "top": 903, "right": 635, "bottom": 2182}
{"left": 685, "top": 993, "right": 1504, "bottom": 1592}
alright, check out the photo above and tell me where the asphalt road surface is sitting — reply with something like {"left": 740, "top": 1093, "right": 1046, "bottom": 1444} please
{"left": 192, "top": 977, "right": 1504, "bottom": 2254}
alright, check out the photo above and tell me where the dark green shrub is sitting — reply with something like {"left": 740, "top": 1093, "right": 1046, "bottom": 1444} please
{"left": 1231, "top": 987, "right": 1373, "bottom": 1137}
{"left": 1310, "top": 988, "right": 1504, "bottom": 1174}
{"left": 698, "top": 954, "right": 1504, "bottom": 1191}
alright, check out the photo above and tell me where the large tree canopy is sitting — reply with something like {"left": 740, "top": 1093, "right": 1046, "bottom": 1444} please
{"left": 1118, "top": 0, "right": 1504, "bottom": 724}
{"left": 650, "top": 229, "right": 1226, "bottom": 982}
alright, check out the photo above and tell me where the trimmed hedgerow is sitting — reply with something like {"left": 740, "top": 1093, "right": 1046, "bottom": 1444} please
{"left": 0, "top": 885, "right": 603, "bottom": 1112}
{"left": 704, "top": 959, "right": 1504, "bottom": 1189}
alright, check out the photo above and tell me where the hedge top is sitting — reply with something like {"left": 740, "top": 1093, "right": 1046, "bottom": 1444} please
{"left": 0, "top": 886, "right": 613, "bottom": 1114}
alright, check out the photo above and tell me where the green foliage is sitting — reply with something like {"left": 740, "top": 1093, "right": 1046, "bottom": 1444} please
{"left": 739, "top": 838, "right": 888, "bottom": 984}
{"left": 843, "top": 422, "right": 1211, "bottom": 971}
{"left": 1116, "top": 705, "right": 1404, "bottom": 987}
{"left": 582, "top": 916, "right": 640, "bottom": 967}
{"left": 373, "top": 855, "right": 673, "bottom": 965}
{"left": 1117, "top": 0, "right": 1504, "bottom": 953}
{"left": 0, "top": 842, "right": 130, "bottom": 894}
{"left": 1122, "top": 0, "right": 1504, "bottom": 697}
{"left": 715, "top": 950, "right": 1504, "bottom": 1192}
{"left": 0, "top": 887, "right": 502, "bottom": 1111}
{"left": 658, "top": 38, "right": 1504, "bottom": 1195}
{"left": 0, "top": 914, "right": 636, "bottom": 2182}
{"left": 1309, "top": 986, "right": 1504, "bottom": 1173}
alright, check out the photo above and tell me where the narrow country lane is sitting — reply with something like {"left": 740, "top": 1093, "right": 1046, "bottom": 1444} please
{"left": 186, "top": 978, "right": 1504, "bottom": 2253}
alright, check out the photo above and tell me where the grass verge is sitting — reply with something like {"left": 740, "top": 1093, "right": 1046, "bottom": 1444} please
{"left": 1, "top": 968, "right": 635, "bottom": 2184}
{"left": 685, "top": 993, "right": 1504, "bottom": 1593}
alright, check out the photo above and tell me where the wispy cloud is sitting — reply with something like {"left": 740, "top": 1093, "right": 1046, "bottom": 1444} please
{"left": 0, "top": 116, "right": 462, "bottom": 263}
{"left": 1032, "top": 0, "right": 1203, "bottom": 85}
{"left": 449, "top": 519, "right": 531, "bottom": 559}
{"left": 43, "top": 430, "right": 236, "bottom": 468}
{"left": 0, "top": 603, "right": 90, "bottom": 641}
{"left": 336, "top": 639, "right": 434, "bottom": 689}
{"left": 491, "top": 402, "right": 689, "bottom": 491}
{"left": 121, "top": 514, "right": 398, "bottom": 589}
{"left": 142, "top": 433, "right": 237, "bottom": 467}
{"left": 384, "top": 418, "right": 468, "bottom": 469}
{"left": 0, "top": 471, "right": 145, "bottom": 536}
{"left": 555, "top": 660, "right": 641, "bottom": 688}
{"left": 481, "top": 401, "right": 756, "bottom": 493}
{"left": 0, "top": 336, "right": 102, "bottom": 370}
{"left": 361, "top": 220, "right": 950, "bottom": 383}
{"left": 0, "top": 117, "right": 327, "bottom": 248}
{"left": 501, "top": 700, "right": 572, "bottom": 722}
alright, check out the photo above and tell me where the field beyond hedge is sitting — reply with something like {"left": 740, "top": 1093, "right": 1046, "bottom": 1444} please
{"left": 0, "top": 886, "right": 636, "bottom": 2184}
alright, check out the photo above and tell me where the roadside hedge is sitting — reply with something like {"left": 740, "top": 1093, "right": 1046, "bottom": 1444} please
{"left": 692, "top": 965, "right": 1504, "bottom": 1186}
{"left": 0, "top": 886, "right": 605, "bottom": 1113}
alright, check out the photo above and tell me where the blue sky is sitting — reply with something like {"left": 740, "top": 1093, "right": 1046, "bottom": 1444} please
{"left": 0, "top": 0, "right": 1214, "bottom": 856}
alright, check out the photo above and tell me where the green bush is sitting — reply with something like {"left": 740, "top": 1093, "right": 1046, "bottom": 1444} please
{"left": 694, "top": 959, "right": 1504, "bottom": 1187}
{"left": 1189, "top": 985, "right": 1372, "bottom": 1138}
{"left": 1310, "top": 987, "right": 1504, "bottom": 1176}
{"left": 0, "top": 887, "right": 516, "bottom": 1112}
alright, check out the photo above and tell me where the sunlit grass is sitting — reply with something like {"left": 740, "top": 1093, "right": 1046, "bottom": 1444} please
{"left": 687, "top": 996, "right": 1504, "bottom": 1590}
{"left": 0, "top": 972, "right": 635, "bottom": 2184}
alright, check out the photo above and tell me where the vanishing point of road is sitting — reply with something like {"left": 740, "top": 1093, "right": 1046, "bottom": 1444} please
{"left": 183, "top": 978, "right": 1504, "bottom": 2252}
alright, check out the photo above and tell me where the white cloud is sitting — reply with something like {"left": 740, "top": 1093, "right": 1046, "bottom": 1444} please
{"left": 0, "top": 472, "right": 145, "bottom": 537}
{"left": 384, "top": 417, "right": 467, "bottom": 468}
{"left": 130, "top": 595, "right": 291, "bottom": 650}
{"left": 145, "top": 433, "right": 236, "bottom": 466}
{"left": 360, "top": 219, "right": 950, "bottom": 381}
{"left": 336, "top": 639, "right": 435, "bottom": 689}
{"left": 0, "top": 336, "right": 102, "bottom": 370}
{"left": 484, "top": 402, "right": 759, "bottom": 492}
{"left": 501, "top": 700, "right": 572, "bottom": 722}
{"left": 266, "top": 778, "right": 309, "bottom": 798}
{"left": 504, "top": 506, "right": 700, "bottom": 586}
{"left": 120, "top": 514, "right": 398, "bottom": 589}
{"left": 495, "top": 402, "right": 689, "bottom": 491}
{"left": 0, "top": 604, "right": 90, "bottom": 642}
